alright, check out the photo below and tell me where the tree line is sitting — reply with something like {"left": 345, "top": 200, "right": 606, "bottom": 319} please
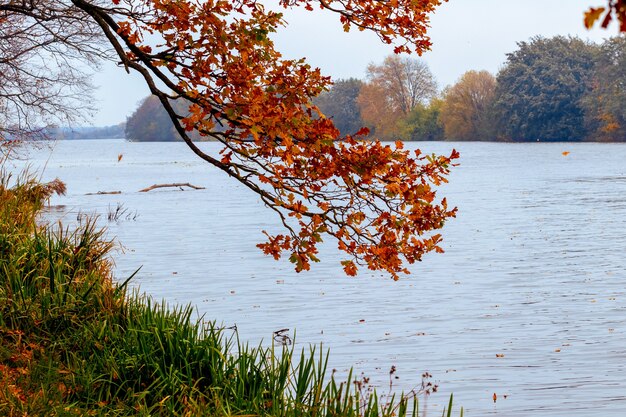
{"left": 126, "top": 35, "right": 626, "bottom": 143}
{"left": 51, "top": 124, "right": 125, "bottom": 140}
{"left": 314, "top": 35, "right": 626, "bottom": 142}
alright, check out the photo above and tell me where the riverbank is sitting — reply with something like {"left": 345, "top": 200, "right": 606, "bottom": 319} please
{"left": 0, "top": 170, "right": 457, "bottom": 416}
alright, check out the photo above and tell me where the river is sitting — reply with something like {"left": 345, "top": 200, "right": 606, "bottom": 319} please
{"left": 8, "top": 139, "right": 626, "bottom": 416}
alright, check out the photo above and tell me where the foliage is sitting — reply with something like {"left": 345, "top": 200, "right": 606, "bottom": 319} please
{"left": 0, "top": 172, "right": 463, "bottom": 416}
{"left": 582, "top": 36, "right": 626, "bottom": 141}
{"left": 313, "top": 78, "right": 365, "bottom": 136}
{"left": 358, "top": 55, "right": 437, "bottom": 140}
{"left": 493, "top": 36, "right": 597, "bottom": 142}
{"left": 440, "top": 71, "right": 497, "bottom": 141}
{"left": 401, "top": 99, "right": 445, "bottom": 142}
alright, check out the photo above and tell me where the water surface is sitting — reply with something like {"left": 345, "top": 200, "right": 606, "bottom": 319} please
{"left": 10, "top": 140, "right": 626, "bottom": 416}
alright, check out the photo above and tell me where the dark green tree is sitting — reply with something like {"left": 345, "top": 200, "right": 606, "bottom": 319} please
{"left": 402, "top": 99, "right": 445, "bottom": 141}
{"left": 493, "top": 36, "right": 598, "bottom": 142}
{"left": 313, "top": 78, "right": 365, "bottom": 136}
{"left": 583, "top": 36, "right": 626, "bottom": 141}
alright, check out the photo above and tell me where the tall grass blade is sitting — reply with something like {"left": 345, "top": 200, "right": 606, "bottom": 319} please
{"left": 114, "top": 266, "right": 142, "bottom": 298}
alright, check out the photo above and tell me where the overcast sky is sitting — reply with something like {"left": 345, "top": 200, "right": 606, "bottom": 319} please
{"left": 91, "top": 0, "right": 618, "bottom": 126}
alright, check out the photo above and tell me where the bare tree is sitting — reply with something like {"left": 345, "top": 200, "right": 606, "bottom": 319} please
{"left": 358, "top": 55, "right": 437, "bottom": 139}
{"left": 366, "top": 55, "right": 437, "bottom": 115}
{"left": 0, "top": 0, "right": 109, "bottom": 143}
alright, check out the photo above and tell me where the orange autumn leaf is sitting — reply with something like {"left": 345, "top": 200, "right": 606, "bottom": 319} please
{"left": 585, "top": 7, "right": 606, "bottom": 29}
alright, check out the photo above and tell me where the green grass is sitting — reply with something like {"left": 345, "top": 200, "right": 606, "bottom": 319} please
{"left": 0, "top": 169, "right": 463, "bottom": 416}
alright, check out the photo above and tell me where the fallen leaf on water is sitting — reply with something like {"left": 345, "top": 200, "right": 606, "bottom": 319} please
{"left": 562, "top": 151, "right": 570, "bottom": 156}
{"left": 495, "top": 353, "right": 505, "bottom": 358}
{"left": 117, "top": 154, "right": 123, "bottom": 162}
{"left": 493, "top": 393, "right": 497, "bottom": 403}
{"left": 555, "top": 348, "right": 561, "bottom": 352}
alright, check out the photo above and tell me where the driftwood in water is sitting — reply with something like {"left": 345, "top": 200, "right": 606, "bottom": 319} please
{"left": 86, "top": 191, "right": 122, "bottom": 195}
{"left": 138, "top": 183, "right": 205, "bottom": 192}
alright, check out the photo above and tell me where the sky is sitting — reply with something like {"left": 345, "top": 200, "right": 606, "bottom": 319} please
{"left": 91, "top": 0, "right": 618, "bottom": 126}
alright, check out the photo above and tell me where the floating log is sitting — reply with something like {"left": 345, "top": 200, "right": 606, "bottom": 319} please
{"left": 86, "top": 191, "right": 122, "bottom": 195}
{"left": 138, "top": 183, "right": 205, "bottom": 192}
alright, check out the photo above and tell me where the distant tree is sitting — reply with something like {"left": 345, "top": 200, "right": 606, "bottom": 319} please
{"left": 582, "top": 36, "right": 626, "bottom": 141}
{"left": 51, "top": 124, "right": 125, "bottom": 140}
{"left": 402, "top": 99, "right": 445, "bottom": 141}
{"left": 125, "top": 96, "right": 181, "bottom": 142}
{"left": 357, "top": 82, "right": 397, "bottom": 139}
{"left": 493, "top": 36, "right": 597, "bottom": 142}
{"left": 440, "top": 70, "right": 497, "bottom": 141}
{"left": 313, "top": 78, "right": 364, "bottom": 136}
{"left": 358, "top": 55, "right": 437, "bottom": 139}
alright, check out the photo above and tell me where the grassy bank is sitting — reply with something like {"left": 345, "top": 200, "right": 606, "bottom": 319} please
{"left": 0, "top": 170, "right": 461, "bottom": 416}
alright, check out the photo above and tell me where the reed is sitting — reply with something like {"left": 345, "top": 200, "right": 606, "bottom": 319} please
{"left": 0, "top": 170, "right": 462, "bottom": 416}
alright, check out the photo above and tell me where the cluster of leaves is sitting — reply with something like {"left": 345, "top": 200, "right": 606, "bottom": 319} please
{"left": 585, "top": 1, "right": 626, "bottom": 31}
{"left": 59, "top": 0, "right": 456, "bottom": 279}
{"left": 278, "top": 0, "right": 446, "bottom": 54}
